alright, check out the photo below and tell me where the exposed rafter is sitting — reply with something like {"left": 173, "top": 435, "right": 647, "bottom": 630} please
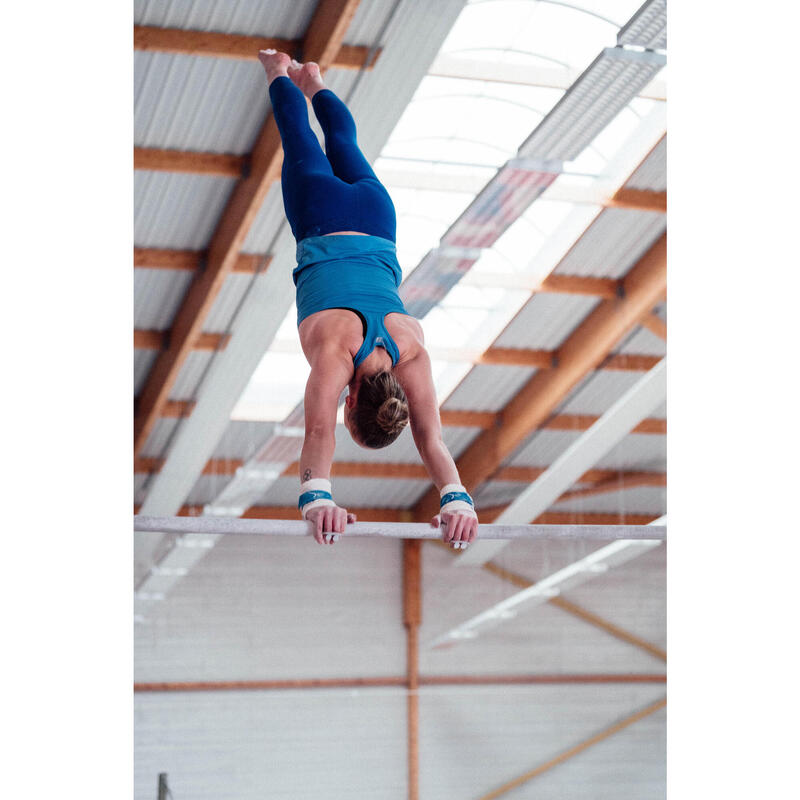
{"left": 413, "top": 233, "right": 667, "bottom": 521}
{"left": 136, "top": 456, "right": 664, "bottom": 506}
{"left": 403, "top": 539, "right": 421, "bottom": 800}
{"left": 136, "top": 456, "right": 664, "bottom": 485}
{"left": 134, "top": 673, "right": 666, "bottom": 693}
{"left": 430, "top": 537, "right": 662, "bottom": 646}
{"left": 161, "top": 400, "right": 195, "bottom": 419}
{"left": 477, "top": 697, "right": 666, "bottom": 800}
{"left": 134, "top": 147, "right": 244, "bottom": 177}
{"left": 133, "top": 0, "right": 366, "bottom": 457}
{"left": 134, "top": 330, "right": 230, "bottom": 351}
{"left": 135, "top": 146, "right": 664, "bottom": 216}
{"left": 478, "top": 509, "right": 659, "bottom": 526}
{"left": 607, "top": 187, "right": 666, "bottom": 213}
{"left": 541, "top": 413, "right": 666, "bottom": 435}
{"left": 480, "top": 559, "right": 667, "bottom": 662}
{"left": 133, "top": 24, "right": 379, "bottom": 70}
{"left": 134, "top": 248, "right": 267, "bottom": 274}
{"left": 640, "top": 310, "right": 667, "bottom": 341}
{"left": 557, "top": 471, "right": 665, "bottom": 502}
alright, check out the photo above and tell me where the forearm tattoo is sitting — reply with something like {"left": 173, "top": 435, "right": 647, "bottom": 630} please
{"left": 302, "top": 469, "right": 312, "bottom": 481}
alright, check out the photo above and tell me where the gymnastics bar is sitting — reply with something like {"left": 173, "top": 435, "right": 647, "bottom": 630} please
{"left": 134, "top": 516, "right": 666, "bottom": 542}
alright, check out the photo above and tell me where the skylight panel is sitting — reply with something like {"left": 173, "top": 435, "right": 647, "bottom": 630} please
{"left": 231, "top": 352, "right": 310, "bottom": 421}
{"left": 437, "top": 284, "right": 531, "bottom": 352}
{"left": 569, "top": 98, "right": 659, "bottom": 173}
{"left": 568, "top": 96, "right": 660, "bottom": 177}
{"left": 390, "top": 186, "right": 475, "bottom": 276}
{"left": 442, "top": 0, "right": 631, "bottom": 72}
{"left": 466, "top": 197, "right": 596, "bottom": 285}
{"left": 383, "top": 76, "right": 561, "bottom": 168}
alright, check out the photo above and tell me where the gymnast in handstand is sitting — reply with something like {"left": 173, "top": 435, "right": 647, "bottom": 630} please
{"left": 258, "top": 50, "right": 479, "bottom": 548}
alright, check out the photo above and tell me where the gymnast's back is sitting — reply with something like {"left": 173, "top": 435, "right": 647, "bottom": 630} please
{"left": 293, "top": 233, "right": 424, "bottom": 369}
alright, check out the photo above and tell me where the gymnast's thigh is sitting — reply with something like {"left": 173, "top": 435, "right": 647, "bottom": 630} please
{"left": 355, "top": 179, "right": 397, "bottom": 236}
{"left": 282, "top": 173, "right": 359, "bottom": 233}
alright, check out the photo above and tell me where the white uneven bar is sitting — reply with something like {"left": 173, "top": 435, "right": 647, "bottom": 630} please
{"left": 134, "top": 516, "right": 665, "bottom": 541}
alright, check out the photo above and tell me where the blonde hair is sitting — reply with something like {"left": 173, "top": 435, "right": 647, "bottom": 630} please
{"left": 352, "top": 371, "right": 409, "bottom": 448}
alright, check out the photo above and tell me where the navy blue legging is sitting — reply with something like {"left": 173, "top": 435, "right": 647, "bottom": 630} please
{"left": 268, "top": 76, "right": 397, "bottom": 243}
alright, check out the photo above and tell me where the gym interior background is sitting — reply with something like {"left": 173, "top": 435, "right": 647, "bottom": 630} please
{"left": 134, "top": 1, "right": 668, "bottom": 797}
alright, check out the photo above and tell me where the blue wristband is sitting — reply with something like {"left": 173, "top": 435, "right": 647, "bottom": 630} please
{"left": 298, "top": 490, "right": 333, "bottom": 509}
{"left": 440, "top": 491, "right": 474, "bottom": 508}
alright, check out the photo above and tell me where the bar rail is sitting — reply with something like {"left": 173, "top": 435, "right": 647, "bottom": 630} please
{"left": 134, "top": 516, "right": 666, "bottom": 541}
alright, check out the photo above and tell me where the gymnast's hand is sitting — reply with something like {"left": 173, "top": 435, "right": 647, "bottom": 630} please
{"left": 430, "top": 510, "right": 479, "bottom": 550}
{"left": 306, "top": 505, "right": 357, "bottom": 546}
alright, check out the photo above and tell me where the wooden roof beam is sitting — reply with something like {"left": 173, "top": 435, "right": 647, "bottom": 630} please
{"left": 134, "top": 147, "right": 244, "bottom": 177}
{"left": 538, "top": 274, "right": 621, "bottom": 299}
{"left": 134, "top": 330, "right": 230, "bottom": 351}
{"left": 607, "top": 187, "right": 666, "bottom": 213}
{"left": 135, "top": 456, "right": 664, "bottom": 496}
{"left": 150, "top": 406, "right": 664, "bottom": 433}
{"left": 542, "top": 412, "right": 666, "bottom": 435}
{"left": 134, "top": 673, "right": 665, "bottom": 693}
{"left": 133, "top": 0, "right": 366, "bottom": 456}
{"left": 640, "top": 310, "right": 667, "bottom": 341}
{"left": 161, "top": 400, "right": 195, "bottom": 418}
{"left": 556, "top": 471, "right": 666, "bottom": 502}
{"left": 413, "top": 233, "right": 667, "bottom": 521}
{"left": 477, "top": 698, "right": 666, "bottom": 799}
{"left": 479, "top": 509, "right": 660, "bottom": 525}
{"left": 134, "top": 248, "right": 267, "bottom": 274}
{"left": 134, "top": 25, "right": 378, "bottom": 70}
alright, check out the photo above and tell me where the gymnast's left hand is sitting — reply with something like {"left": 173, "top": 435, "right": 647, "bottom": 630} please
{"left": 430, "top": 510, "right": 478, "bottom": 550}
{"left": 306, "top": 505, "right": 357, "bottom": 545}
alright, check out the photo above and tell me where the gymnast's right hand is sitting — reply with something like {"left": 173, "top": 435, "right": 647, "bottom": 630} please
{"left": 305, "top": 505, "right": 357, "bottom": 546}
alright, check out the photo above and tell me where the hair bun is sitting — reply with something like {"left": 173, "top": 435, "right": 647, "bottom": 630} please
{"left": 377, "top": 396, "right": 409, "bottom": 435}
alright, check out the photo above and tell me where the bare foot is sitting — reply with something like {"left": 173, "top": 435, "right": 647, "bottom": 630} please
{"left": 258, "top": 49, "right": 291, "bottom": 84}
{"left": 287, "top": 59, "right": 327, "bottom": 99}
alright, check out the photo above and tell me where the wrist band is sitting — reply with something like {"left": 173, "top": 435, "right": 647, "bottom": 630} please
{"left": 439, "top": 483, "right": 476, "bottom": 517}
{"left": 298, "top": 478, "right": 335, "bottom": 518}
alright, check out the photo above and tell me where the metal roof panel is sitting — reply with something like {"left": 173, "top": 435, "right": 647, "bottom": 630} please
{"left": 494, "top": 293, "right": 600, "bottom": 349}
{"left": 256, "top": 476, "right": 429, "bottom": 508}
{"left": 134, "top": 268, "right": 193, "bottom": 329}
{"left": 140, "top": 418, "right": 181, "bottom": 459}
{"left": 135, "top": 171, "right": 236, "bottom": 249}
{"left": 594, "top": 433, "right": 666, "bottom": 471}
{"left": 443, "top": 364, "right": 536, "bottom": 412}
{"left": 507, "top": 429, "right": 583, "bottom": 467}
{"left": 135, "top": 350, "right": 158, "bottom": 396}
{"left": 211, "top": 420, "right": 279, "bottom": 459}
{"left": 557, "top": 370, "right": 648, "bottom": 416}
{"left": 170, "top": 351, "right": 214, "bottom": 400}
{"left": 203, "top": 273, "right": 255, "bottom": 333}
{"left": 625, "top": 135, "right": 666, "bottom": 191}
{"left": 135, "top": 51, "right": 267, "bottom": 154}
{"left": 551, "top": 485, "right": 666, "bottom": 515}
{"left": 134, "top": 0, "right": 314, "bottom": 38}
{"left": 554, "top": 207, "right": 665, "bottom": 278}
{"left": 613, "top": 325, "right": 667, "bottom": 357}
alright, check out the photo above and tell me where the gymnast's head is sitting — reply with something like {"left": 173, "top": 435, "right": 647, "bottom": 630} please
{"left": 344, "top": 370, "right": 409, "bottom": 448}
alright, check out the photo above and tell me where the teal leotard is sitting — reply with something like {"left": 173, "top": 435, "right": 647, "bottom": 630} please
{"left": 293, "top": 234, "right": 411, "bottom": 368}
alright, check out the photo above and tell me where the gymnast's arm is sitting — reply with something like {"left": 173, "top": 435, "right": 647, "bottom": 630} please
{"left": 394, "top": 347, "right": 479, "bottom": 544}
{"left": 300, "top": 347, "right": 356, "bottom": 542}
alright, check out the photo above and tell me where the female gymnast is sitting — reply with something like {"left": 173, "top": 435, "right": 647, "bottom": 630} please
{"left": 258, "top": 49, "right": 479, "bottom": 549}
